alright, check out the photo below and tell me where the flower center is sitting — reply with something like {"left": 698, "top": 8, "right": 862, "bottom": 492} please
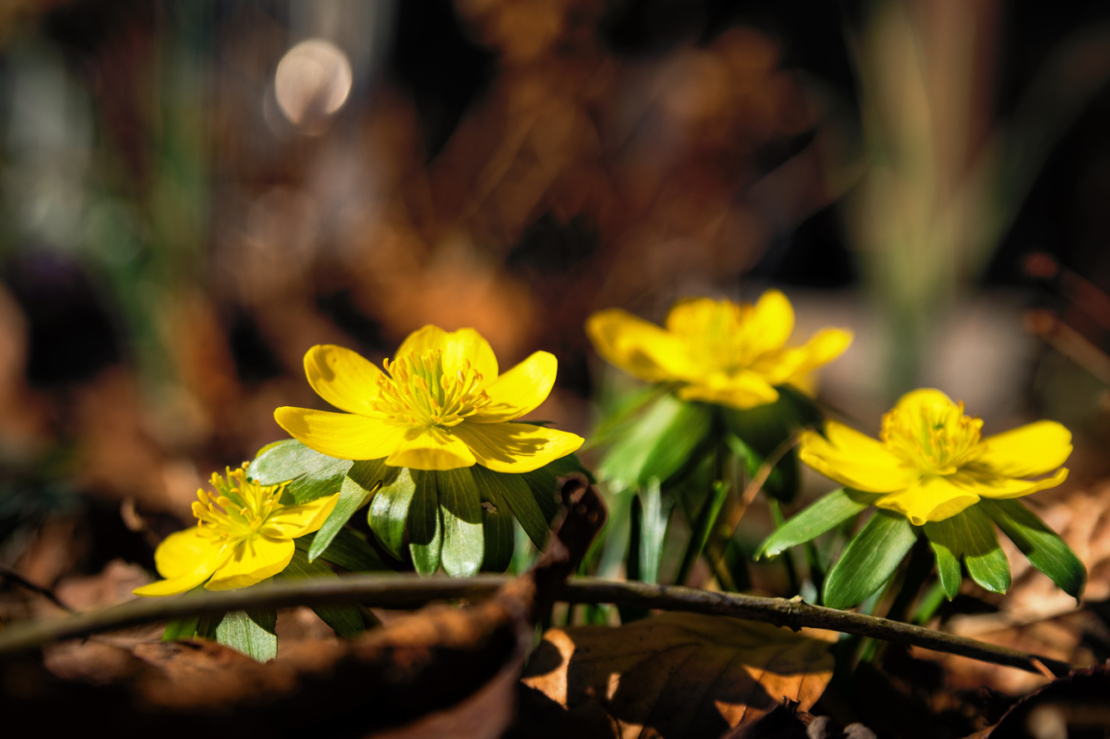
{"left": 880, "top": 400, "right": 983, "bottom": 475}
{"left": 373, "top": 350, "right": 490, "bottom": 429}
{"left": 192, "top": 466, "right": 285, "bottom": 541}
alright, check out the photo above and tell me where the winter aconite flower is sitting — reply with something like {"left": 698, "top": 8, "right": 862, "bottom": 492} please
{"left": 274, "top": 326, "right": 583, "bottom": 472}
{"left": 133, "top": 466, "right": 339, "bottom": 596}
{"left": 799, "top": 389, "right": 1071, "bottom": 526}
{"left": 586, "top": 291, "right": 852, "bottom": 410}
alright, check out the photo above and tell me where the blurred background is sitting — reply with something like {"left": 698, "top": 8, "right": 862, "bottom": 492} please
{"left": 5, "top": 0, "right": 1110, "bottom": 657}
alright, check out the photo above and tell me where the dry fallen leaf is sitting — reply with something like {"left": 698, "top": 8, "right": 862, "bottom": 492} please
{"left": 1, "top": 481, "right": 607, "bottom": 739}
{"left": 521, "top": 612, "right": 836, "bottom": 739}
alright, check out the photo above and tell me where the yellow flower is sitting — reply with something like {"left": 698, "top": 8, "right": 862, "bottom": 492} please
{"left": 586, "top": 291, "right": 852, "bottom": 410}
{"left": 133, "top": 467, "right": 339, "bottom": 596}
{"left": 799, "top": 389, "right": 1072, "bottom": 525}
{"left": 274, "top": 326, "right": 584, "bottom": 472}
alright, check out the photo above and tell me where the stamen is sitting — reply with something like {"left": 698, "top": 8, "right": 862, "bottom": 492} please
{"left": 881, "top": 400, "right": 983, "bottom": 475}
{"left": 374, "top": 350, "right": 492, "bottom": 430}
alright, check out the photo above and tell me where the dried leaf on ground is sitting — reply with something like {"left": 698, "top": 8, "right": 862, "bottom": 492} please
{"left": 521, "top": 611, "right": 835, "bottom": 739}
{"left": 927, "top": 478, "right": 1110, "bottom": 695}
{"left": 0, "top": 481, "right": 607, "bottom": 739}
{"left": 972, "top": 665, "right": 1110, "bottom": 738}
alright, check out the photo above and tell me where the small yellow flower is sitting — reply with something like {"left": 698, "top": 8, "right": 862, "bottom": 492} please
{"left": 586, "top": 291, "right": 852, "bottom": 410}
{"left": 274, "top": 325, "right": 584, "bottom": 472}
{"left": 799, "top": 389, "right": 1072, "bottom": 525}
{"left": 133, "top": 467, "right": 339, "bottom": 596}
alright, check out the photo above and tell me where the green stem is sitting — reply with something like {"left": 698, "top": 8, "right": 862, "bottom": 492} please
{"left": 769, "top": 500, "right": 801, "bottom": 596}
{"left": 676, "top": 449, "right": 731, "bottom": 586}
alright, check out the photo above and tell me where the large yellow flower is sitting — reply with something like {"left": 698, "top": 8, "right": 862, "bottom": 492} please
{"left": 799, "top": 389, "right": 1072, "bottom": 525}
{"left": 274, "top": 326, "right": 584, "bottom": 472}
{"left": 586, "top": 291, "right": 852, "bottom": 410}
{"left": 133, "top": 466, "right": 339, "bottom": 596}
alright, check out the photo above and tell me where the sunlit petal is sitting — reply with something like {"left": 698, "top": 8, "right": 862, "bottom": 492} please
{"left": 587, "top": 308, "right": 694, "bottom": 383}
{"left": 395, "top": 325, "right": 498, "bottom": 385}
{"left": 741, "top": 289, "right": 795, "bottom": 356}
{"left": 676, "top": 369, "right": 779, "bottom": 409}
{"left": 262, "top": 492, "right": 341, "bottom": 538}
{"left": 799, "top": 422, "right": 917, "bottom": 492}
{"left": 758, "top": 328, "right": 853, "bottom": 385}
{"left": 133, "top": 538, "right": 233, "bottom": 597}
{"left": 205, "top": 536, "right": 295, "bottom": 591}
{"left": 275, "top": 406, "right": 405, "bottom": 460}
{"left": 472, "top": 351, "right": 557, "bottom": 423}
{"left": 891, "top": 388, "right": 960, "bottom": 418}
{"left": 385, "top": 428, "right": 477, "bottom": 470}
{"left": 974, "top": 421, "right": 1072, "bottom": 478}
{"left": 153, "top": 526, "right": 220, "bottom": 579}
{"left": 454, "top": 422, "right": 584, "bottom": 473}
{"left": 876, "top": 476, "right": 980, "bottom": 526}
{"left": 664, "top": 297, "right": 744, "bottom": 341}
{"left": 304, "top": 344, "right": 382, "bottom": 414}
{"left": 950, "top": 467, "right": 1068, "bottom": 499}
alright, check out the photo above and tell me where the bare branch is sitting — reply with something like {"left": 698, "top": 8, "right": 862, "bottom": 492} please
{"left": 0, "top": 574, "right": 1075, "bottom": 677}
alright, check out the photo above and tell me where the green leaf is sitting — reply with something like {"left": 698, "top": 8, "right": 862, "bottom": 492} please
{"left": 481, "top": 465, "right": 551, "bottom": 549}
{"left": 599, "top": 393, "right": 713, "bottom": 489}
{"left": 250, "top": 439, "right": 353, "bottom": 503}
{"left": 924, "top": 506, "right": 1010, "bottom": 594}
{"left": 543, "top": 453, "right": 597, "bottom": 484}
{"left": 279, "top": 550, "right": 366, "bottom": 638}
{"left": 161, "top": 584, "right": 206, "bottom": 640}
{"left": 408, "top": 470, "right": 442, "bottom": 575}
{"left": 472, "top": 467, "right": 515, "bottom": 572}
{"left": 980, "top": 498, "right": 1087, "bottom": 599}
{"left": 297, "top": 528, "right": 388, "bottom": 572}
{"left": 436, "top": 468, "right": 484, "bottom": 577}
{"left": 588, "top": 382, "right": 671, "bottom": 449}
{"left": 215, "top": 610, "right": 278, "bottom": 661}
{"left": 368, "top": 467, "right": 417, "bottom": 560}
{"left": 347, "top": 458, "right": 397, "bottom": 490}
{"left": 162, "top": 616, "right": 200, "bottom": 641}
{"left": 755, "top": 488, "right": 880, "bottom": 559}
{"left": 721, "top": 387, "right": 820, "bottom": 503}
{"left": 822, "top": 510, "right": 917, "bottom": 609}
{"left": 520, "top": 466, "right": 561, "bottom": 525}
{"left": 928, "top": 537, "right": 962, "bottom": 600}
{"left": 636, "top": 478, "right": 671, "bottom": 585}
{"left": 308, "top": 475, "right": 375, "bottom": 562}
{"left": 676, "top": 480, "right": 730, "bottom": 586}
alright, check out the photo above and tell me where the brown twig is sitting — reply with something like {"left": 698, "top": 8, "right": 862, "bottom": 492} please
{"left": 0, "top": 574, "right": 1076, "bottom": 676}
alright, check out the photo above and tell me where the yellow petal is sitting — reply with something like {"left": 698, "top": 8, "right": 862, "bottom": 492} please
{"left": 664, "top": 296, "right": 745, "bottom": 340}
{"left": 741, "top": 289, "right": 795, "bottom": 356}
{"left": 676, "top": 370, "right": 779, "bottom": 409}
{"left": 152, "top": 526, "right": 218, "bottom": 578}
{"left": 304, "top": 344, "right": 383, "bottom": 414}
{"left": 949, "top": 467, "right": 1069, "bottom": 500}
{"left": 385, "top": 427, "right": 477, "bottom": 470}
{"left": 876, "top": 476, "right": 980, "bottom": 525}
{"left": 262, "top": 492, "right": 341, "bottom": 538}
{"left": 472, "top": 351, "right": 557, "bottom": 423}
{"left": 974, "top": 421, "right": 1072, "bottom": 478}
{"left": 586, "top": 308, "right": 694, "bottom": 383}
{"left": 395, "top": 325, "right": 498, "bottom": 385}
{"left": 133, "top": 535, "right": 233, "bottom": 597}
{"left": 891, "top": 388, "right": 959, "bottom": 417}
{"left": 205, "top": 536, "right": 295, "bottom": 591}
{"left": 274, "top": 407, "right": 406, "bottom": 460}
{"left": 799, "top": 422, "right": 917, "bottom": 492}
{"left": 758, "top": 328, "right": 853, "bottom": 385}
{"left": 453, "top": 422, "right": 584, "bottom": 473}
